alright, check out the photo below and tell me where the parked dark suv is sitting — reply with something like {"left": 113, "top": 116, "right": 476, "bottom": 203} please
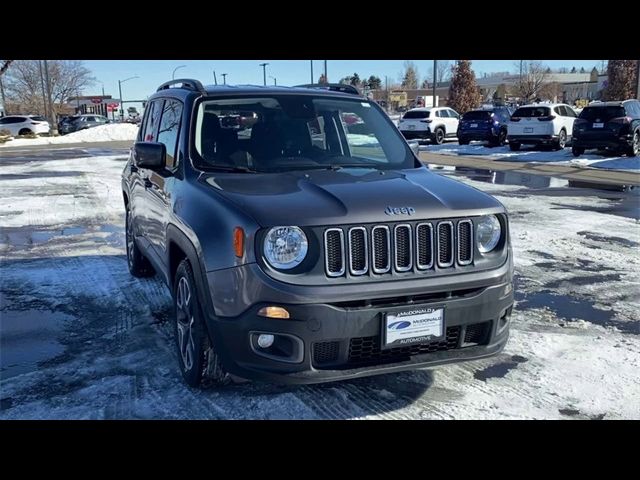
{"left": 572, "top": 100, "right": 640, "bottom": 157}
{"left": 457, "top": 107, "right": 512, "bottom": 146}
{"left": 122, "top": 79, "right": 514, "bottom": 388}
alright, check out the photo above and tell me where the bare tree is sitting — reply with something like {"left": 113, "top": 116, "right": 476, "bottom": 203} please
{"left": 514, "top": 61, "right": 549, "bottom": 102}
{"left": 400, "top": 61, "right": 419, "bottom": 89}
{"left": 3, "top": 60, "right": 95, "bottom": 114}
{"left": 426, "top": 60, "right": 451, "bottom": 86}
{"left": 1, "top": 60, "right": 13, "bottom": 76}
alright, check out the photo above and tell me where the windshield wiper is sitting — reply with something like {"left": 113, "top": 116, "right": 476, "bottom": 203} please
{"left": 202, "top": 165, "right": 257, "bottom": 173}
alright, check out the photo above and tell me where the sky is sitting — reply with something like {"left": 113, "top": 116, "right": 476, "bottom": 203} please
{"left": 84, "top": 59, "right": 604, "bottom": 111}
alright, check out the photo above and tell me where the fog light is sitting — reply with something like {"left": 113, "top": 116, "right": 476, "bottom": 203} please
{"left": 258, "top": 306, "right": 290, "bottom": 319}
{"left": 257, "top": 334, "right": 275, "bottom": 349}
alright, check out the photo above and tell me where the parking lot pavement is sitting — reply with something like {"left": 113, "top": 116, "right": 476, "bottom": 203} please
{"left": 1, "top": 145, "right": 639, "bottom": 419}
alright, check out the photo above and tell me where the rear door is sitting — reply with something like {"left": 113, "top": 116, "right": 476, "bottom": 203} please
{"left": 579, "top": 105, "right": 627, "bottom": 136}
{"left": 398, "top": 109, "right": 431, "bottom": 132}
{"left": 561, "top": 105, "right": 577, "bottom": 136}
{"left": 446, "top": 109, "right": 460, "bottom": 134}
{"left": 509, "top": 106, "right": 552, "bottom": 136}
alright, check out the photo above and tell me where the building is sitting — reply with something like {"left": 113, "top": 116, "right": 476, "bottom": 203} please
{"left": 65, "top": 95, "right": 121, "bottom": 118}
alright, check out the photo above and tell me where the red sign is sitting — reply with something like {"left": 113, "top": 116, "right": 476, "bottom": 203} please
{"left": 107, "top": 105, "right": 117, "bottom": 112}
{"left": 108, "top": 102, "right": 119, "bottom": 108}
{"left": 90, "top": 98, "right": 102, "bottom": 104}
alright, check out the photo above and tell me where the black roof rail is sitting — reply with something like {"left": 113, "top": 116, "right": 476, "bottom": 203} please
{"left": 157, "top": 78, "right": 206, "bottom": 94}
{"left": 295, "top": 83, "right": 361, "bottom": 96}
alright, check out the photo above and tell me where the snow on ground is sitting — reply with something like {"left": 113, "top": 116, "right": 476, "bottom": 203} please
{"left": 0, "top": 124, "right": 138, "bottom": 148}
{"left": 0, "top": 149, "right": 639, "bottom": 419}
{"left": 421, "top": 141, "right": 640, "bottom": 171}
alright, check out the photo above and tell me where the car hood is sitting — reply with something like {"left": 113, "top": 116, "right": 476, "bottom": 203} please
{"left": 200, "top": 167, "right": 505, "bottom": 227}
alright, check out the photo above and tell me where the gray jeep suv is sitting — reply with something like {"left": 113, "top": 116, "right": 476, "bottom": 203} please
{"left": 122, "top": 79, "right": 514, "bottom": 388}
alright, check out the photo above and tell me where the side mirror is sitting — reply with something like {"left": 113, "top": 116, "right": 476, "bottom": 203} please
{"left": 408, "top": 141, "right": 420, "bottom": 157}
{"left": 134, "top": 141, "right": 165, "bottom": 170}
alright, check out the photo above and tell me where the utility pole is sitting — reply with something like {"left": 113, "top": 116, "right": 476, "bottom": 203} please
{"left": 259, "top": 63, "right": 269, "bottom": 86}
{"left": 310, "top": 60, "right": 314, "bottom": 83}
{"left": 270, "top": 76, "right": 277, "bottom": 86}
{"left": 324, "top": 60, "right": 328, "bottom": 82}
{"left": 43, "top": 60, "right": 58, "bottom": 135}
{"left": 221, "top": 73, "right": 227, "bottom": 85}
{"left": 38, "top": 60, "right": 48, "bottom": 118}
{"left": 118, "top": 76, "right": 139, "bottom": 122}
{"left": 213, "top": 71, "right": 218, "bottom": 85}
{"left": 432, "top": 60, "right": 437, "bottom": 108}
{"left": 0, "top": 76, "right": 6, "bottom": 116}
{"left": 636, "top": 59, "right": 640, "bottom": 99}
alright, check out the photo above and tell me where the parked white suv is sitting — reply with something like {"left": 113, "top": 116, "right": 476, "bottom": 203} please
{"left": 0, "top": 115, "right": 50, "bottom": 136}
{"left": 398, "top": 107, "right": 460, "bottom": 144}
{"left": 507, "top": 103, "right": 577, "bottom": 151}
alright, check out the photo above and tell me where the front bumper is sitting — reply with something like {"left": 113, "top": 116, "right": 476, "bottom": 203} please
{"left": 204, "top": 263, "right": 514, "bottom": 384}
{"left": 507, "top": 134, "right": 557, "bottom": 145}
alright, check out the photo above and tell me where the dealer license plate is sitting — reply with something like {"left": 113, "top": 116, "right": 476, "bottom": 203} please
{"left": 593, "top": 122, "right": 604, "bottom": 128}
{"left": 408, "top": 125, "right": 416, "bottom": 130}
{"left": 524, "top": 127, "right": 533, "bottom": 133}
{"left": 383, "top": 307, "right": 444, "bottom": 348}
{"left": 470, "top": 123, "right": 478, "bottom": 128}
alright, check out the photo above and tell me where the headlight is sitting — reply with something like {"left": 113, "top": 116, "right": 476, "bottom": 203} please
{"left": 476, "top": 215, "right": 502, "bottom": 253}
{"left": 263, "top": 226, "right": 308, "bottom": 269}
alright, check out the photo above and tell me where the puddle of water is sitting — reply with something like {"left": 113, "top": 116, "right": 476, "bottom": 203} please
{"left": 474, "top": 355, "right": 528, "bottom": 381}
{"left": 577, "top": 231, "right": 639, "bottom": 248}
{"left": 544, "top": 273, "right": 622, "bottom": 289}
{"left": 100, "top": 224, "right": 123, "bottom": 234}
{"left": 446, "top": 167, "right": 569, "bottom": 189}
{"left": 0, "top": 310, "right": 72, "bottom": 380}
{"left": 517, "top": 290, "right": 638, "bottom": 334}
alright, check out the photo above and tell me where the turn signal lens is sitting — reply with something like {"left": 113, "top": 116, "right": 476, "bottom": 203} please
{"left": 233, "top": 227, "right": 244, "bottom": 258}
{"left": 257, "top": 306, "right": 290, "bottom": 319}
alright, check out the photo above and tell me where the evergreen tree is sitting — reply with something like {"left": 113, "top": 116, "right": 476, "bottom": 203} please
{"left": 350, "top": 73, "right": 361, "bottom": 86}
{"left": 420, "top": 79, "right": 429, "bottom": 89}
{"left": 580, "top": 67, "right": 586, "bottom": 73}
{"left": 367, "top": 75, "right": 382, "bottom": 90}
{"left": 448, "top": 60, "right": 479, "bottom": 114}
{"left": 570, "top": 67, "right": 577, "bottom": 73}
{"left": 602, "top": 60, "right": 638, "bottom": 101}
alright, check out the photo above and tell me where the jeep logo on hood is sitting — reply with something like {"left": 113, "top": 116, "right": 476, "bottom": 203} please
{"left": 385, "top": 206, "right": 416, "bottom": 216}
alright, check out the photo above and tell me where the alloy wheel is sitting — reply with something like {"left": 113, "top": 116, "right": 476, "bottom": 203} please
{"left": 176, "top": 276, "right": 195, "bottom": 371}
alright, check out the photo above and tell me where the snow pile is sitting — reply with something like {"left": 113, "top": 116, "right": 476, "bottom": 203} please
{"left": 420, "top": 142, "right": 639, "bottom": 171}
{"left": 0, "top": 124, "right": 138, "bottom": 147}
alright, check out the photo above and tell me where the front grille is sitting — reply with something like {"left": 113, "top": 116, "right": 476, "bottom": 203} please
{"left": 463, "top": 321, "right": 491, "bottom": 345}
{"left": 437, "top": 222, "right": 454, "bottom": 267}
{"left": 313, "top": 341, "right": 340, "bottom": 365}
{"left": 371, "top": 226, "right": 390, "bottom": 273}
{"left": 457, "top": 220, "right": 473, "bottom": 265}
{"left": 348, "top": 227, "right": 368, "bottom": 275}
{"left": 348, "top": 326, "right": 460, "bottom": 365}
{"left": 416, "top": 223, "right": 433, "bottom": 269}
{"left": 323, "top": 219, "right": 474, "bottom": 278}
{"left": 324, "top": 229, "right": 345, "bottom": 277}
{"left": 394, "top": 224, "right": 412, "bottom": 271}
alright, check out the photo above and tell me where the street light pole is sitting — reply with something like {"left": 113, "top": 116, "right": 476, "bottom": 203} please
{"left": 38, "top": 60, "right": 48, "bottom": 118}
{"left": 259, "top": 63, "right": 269, "bottom": 86}
{"left": 270, "top": 76, "right": 277, "bottom": 86}
{"left": 324, "top": 60, "right": 327, "bottom": 82}
{"left": 432, "top": 59, "right": 437, "bottom": 108}
{"left": 43, "top": 60, "right": 58, "bottom": 135}
{"left": 310, "top": 60, "right": 314, "bottom": 83}
{"left": 172, "top": 65, "right": 186, "bottom": 80}
{"left": 636, "top": 59, "right": 640, "bottom": 99}
{"left": 222, "top": 73, "right": 227, "bottom": 85}
{"left": 118, "top": 76, "right": 139, "bottom": 122}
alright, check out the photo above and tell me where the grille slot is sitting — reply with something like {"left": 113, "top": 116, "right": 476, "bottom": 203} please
{"left": 348, "top": 327, "right": 460, "bottom": 365}
{"left": 371, "top": 226, "right": 391, "bottom": 274}
{"left": 416, "top": 223, "right": 434, "bottom": 270}
{"left": 313, "top": 341, "right": 340, "bottom": 365}
{"left": 324, "top": 228, "right": 345, "bottom": 277}
{"left": 394, "top": 224, "right": 412, "bottom": 272}
{"left": 457, "top": 220, "right": 473, "bottom": 265}
{"left": 437, "top": 221, "right": 454, "bottom": 267}
{"left": 463, "top": 322, "right": 491, "bottom": 345}
{"left": 348, "top": 227, "right": 368, "bottom": 275}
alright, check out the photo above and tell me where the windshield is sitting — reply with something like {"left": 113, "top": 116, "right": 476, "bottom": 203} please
{"left": 579, "top": 106, "right": 626, "bottom": 122}
{"left": 512, "top": 107, "right": 551, "bottom": 118}
{"left": 403, "top": 110, "right": 430, "bottom": 119}
{"left": 193, "top": 95, "right": 414, "bottom": 172}
{"left": 462, "top": 111, "right": 492, "bottom": 120}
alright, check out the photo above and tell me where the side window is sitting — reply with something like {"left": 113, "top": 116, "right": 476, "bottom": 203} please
{"left": 564, "top": 106, "right": 577, "bottom": 118}
{"left": 156, "top": 99, "right": 183, "bottom": 169}
{"left": 448, "top": 109, "right": 459, "bottom": 119}
{"left": 554, "top": 106, "right": 563, "bottom": 116}
{"left": 143, "top": 100, "right": 163, "bottom": 142}
{"left": 436, "top": 110, "right": 445, "bottom": 118}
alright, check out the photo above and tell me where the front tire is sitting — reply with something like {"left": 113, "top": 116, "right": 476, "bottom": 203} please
{"left": 626, "top": 131, "right": 639, "bottom": 157}
{"left": 509, "top": 142, "right": 521, "bottom": 151}
{"left": 491, "top": 129, "right": 507, "bottom": 147}
{"left": 458, "top": 137, "right": 470, "bottom": 145}
{"left": 572, "top": 146, "right": 585, "bottom": 157}
{"left": 174, "top": 259, "right": 230, "bottom": 389}
{"left": 125, "top": 207, "right": 154, "bottom": 277}
{"left": 433, "top": 128, "right": 445, "bottom": 145}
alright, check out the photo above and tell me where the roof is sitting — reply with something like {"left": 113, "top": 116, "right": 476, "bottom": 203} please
{"left": 150, "top": 80, "right": 366, "bottom": 100}
{"left": 583, "top": 101, "right": 630, "bottom": 107}
{"left": 518, "top": 102, "right": 568, "bottom": 108}
{"left": 407, "top": 106, "right": 444, "bottom": 112}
